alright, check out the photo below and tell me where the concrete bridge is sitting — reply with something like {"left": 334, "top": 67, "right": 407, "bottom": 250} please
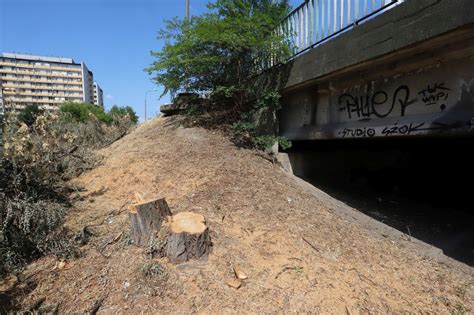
{"left": 259, "top": 0, "right": 474, "bottom": 140}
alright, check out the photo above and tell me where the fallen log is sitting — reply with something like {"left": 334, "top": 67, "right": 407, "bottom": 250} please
{"left": 165, "top": 212, "right": 211, "bottom": 264}
{"left": 129, "top": 193, "right": 171, "bottom": 246}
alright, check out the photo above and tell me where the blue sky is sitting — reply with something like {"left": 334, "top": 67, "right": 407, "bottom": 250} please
{"left": 0, "top": 0, "right": 300, "bottom": 120}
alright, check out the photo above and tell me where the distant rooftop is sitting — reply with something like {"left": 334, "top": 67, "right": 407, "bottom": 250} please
{"left": 1, "top": 52, "right": 77, "bottom": 64}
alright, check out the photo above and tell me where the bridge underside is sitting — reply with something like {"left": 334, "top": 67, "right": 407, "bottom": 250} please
{"left": 267, "top": 0, "right": 474, "bottom": 265}
{"left": 272, "top": 0, "right": 474, "bottom": 140}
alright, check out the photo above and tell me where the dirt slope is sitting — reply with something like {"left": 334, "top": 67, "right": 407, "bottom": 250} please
{"left": 7, "top": 116, "right": 473, "bottom": 313}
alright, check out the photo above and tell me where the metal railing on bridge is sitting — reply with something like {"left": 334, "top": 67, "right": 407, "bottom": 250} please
{"left": 258, "top": 0, "right": 402, "bottom": 71}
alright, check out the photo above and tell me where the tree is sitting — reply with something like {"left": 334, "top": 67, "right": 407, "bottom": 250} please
{"left": 146, "top": 0, "right": 291, "bottom": 109}
{"left": 109, "top": 105, "right": 139, "bottom": 124}
{"left": 59, "top": 103, "right": 138, "bottom": 125}
{"left": 60, "top": 102, "right": 113, "bottom": 124}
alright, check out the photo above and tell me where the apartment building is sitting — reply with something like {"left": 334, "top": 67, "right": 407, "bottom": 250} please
{"left": 93, "top": 81, "right": 104, "bottom": 107}
{"left": 0, "top": 52, "right": 103, "bottom": 111}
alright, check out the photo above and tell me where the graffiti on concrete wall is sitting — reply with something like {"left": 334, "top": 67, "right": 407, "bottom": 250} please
{"left": 338, "top": 85, "right": 416, "bottom": 119}
{"left": 337, "top": 121, "right": 464, "bottom": 138}
{"left": 418, "top": 83, "right": 450, "bottom": 110}
{"left": 279, "top": 60, "right": 473, "bottom": 141}
{"left": 337, "top": 82, "right": 452, "bottom": 121}
{"left": 333, "top": 77, "right": 472, "bottom": 138}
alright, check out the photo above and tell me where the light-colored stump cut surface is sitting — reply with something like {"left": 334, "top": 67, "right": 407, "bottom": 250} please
{"left": 169, "top": 212, "right": 207, "bottom": 234}
{"left": 166, "top": 211, "right": 211, "bottom": 264}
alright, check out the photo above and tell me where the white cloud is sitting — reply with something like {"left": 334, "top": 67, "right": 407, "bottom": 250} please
{"left": 106, "top": 94, "right": 114, "bottom": 100}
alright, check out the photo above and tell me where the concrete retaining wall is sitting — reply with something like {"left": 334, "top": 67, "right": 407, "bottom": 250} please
{"left": 280, "top": 56, "right": 474, "bottom": 140}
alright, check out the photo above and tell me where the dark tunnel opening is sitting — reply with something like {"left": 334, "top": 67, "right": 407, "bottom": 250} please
{"left": 287, "top": 136, "right": 474, "bottom": 266}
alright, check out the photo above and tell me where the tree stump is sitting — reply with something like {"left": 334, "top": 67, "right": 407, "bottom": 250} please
{"left": 128, "top": 193, "right": 171, "bottom": 246}
{"left": 165, "top": 212, "right": 211, "bottom": 264}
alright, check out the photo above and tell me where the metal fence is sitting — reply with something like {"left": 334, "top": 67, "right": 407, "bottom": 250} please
{"left": 277, "top": 0, "right": 402, "bottom": 61}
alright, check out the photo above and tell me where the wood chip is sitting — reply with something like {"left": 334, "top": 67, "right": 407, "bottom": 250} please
{"left": 134, "top": 192, "right": 146, "bottom": 204}
{"left": 233, "top": 265, "right": 248, "bottom": 280}
{"left": 52, "top": 259, "right": 67, "bottom": 270}
{"left": 226, "top": 278, "right": 242, "bottom": 289}
{"left": 57, "top": 260, "right": 67, "bottom": 269}
{"left": 112, "top": 231, "right": 123, "bottom": 243}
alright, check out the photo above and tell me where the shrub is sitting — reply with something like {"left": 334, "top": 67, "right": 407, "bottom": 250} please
{"left": 256, "top": 90, "right": 282, "bottom": 111}
{"left": 229, "top": 90, "right": 290, "bottom": 151}
{"left": 254, "top": 135, "right": 292, "bottom": 151}
{"left": 0, "top": 109, "right": 135, "bottom": 277}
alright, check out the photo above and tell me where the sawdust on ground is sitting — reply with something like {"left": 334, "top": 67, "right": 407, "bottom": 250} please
{"left": 5, "top": 116, "right": 473, "bottom": 313}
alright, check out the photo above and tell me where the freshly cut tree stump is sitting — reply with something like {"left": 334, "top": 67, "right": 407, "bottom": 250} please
{"left": 165, "top": 212, "right": 211, "bottom": 264}
{"left": 129, "top": 193, "right": 171, "bottom": 246}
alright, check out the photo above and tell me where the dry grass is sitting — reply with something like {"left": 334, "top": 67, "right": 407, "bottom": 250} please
{"left": 2, "top": 115, "right": 472, "bottom": 313}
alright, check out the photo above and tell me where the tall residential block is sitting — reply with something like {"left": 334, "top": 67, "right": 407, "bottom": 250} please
{"left": 0, "top": 52, "right": 103, "bottom": 111}
{"left": 93, "top": 81, "right": 104, "bottom": 107}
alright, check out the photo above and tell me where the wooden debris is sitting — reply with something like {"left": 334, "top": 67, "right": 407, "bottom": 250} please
{"left": 233, "top": 265, "right": 248, "bottom": 280}
{"left": 112, "top": 231, "right": 123, "bottom": 243}
{"left": 52, "top": 259, "right": 67, "bottom": 271}
{"left": 128, "top": 194, "right": 171, "bottom": 246}
{"left": 226, "top": 278, "right": 242, "bottom": 289}
{"left": 57, "top": 260, "right": 67, "bottom": 269}
{"left": 165, "top": 212, "right": 211, "bottom": 264}
{"left": 302, "top": 236, "right": 321, "bottom": 253}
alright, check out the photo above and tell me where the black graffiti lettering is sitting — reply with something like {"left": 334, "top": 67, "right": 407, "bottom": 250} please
{"left": 382, "top": 123, "right": 428, "bottom": 136}
{"left": 382, "top": 126, "right": 394, "bottom": 136}
{"left": 337, "top": 119, "right": 468, "bottom": 139}
{"left": 338, "top": 85, "right": 415, "bottom": 120}
{"left": 419, "top": 82, "right": 450, "bottom": 94}
{"left": 418, "top": 83, "right": 450, "bottom": 106}
{"left": 338, "top": 127, "right": 376, "bottom": 138}
{"left": 421, "top": 92, "right": 448, "bottom": 105}
{"left": 398, "top": 125, "right": 409, "bottom": 134}
{"left": 338, "top": 94, "right": 373, "bottom": 119}
{"left": 338, "top": 121, "right": 462, "bottom": 139}
{"left": 408, "top": 122, "right": 425, "bottom": 134}
{"left": 338, "top": 94, "right": 352, "bottom": 119}
{"left": 393, "top": 85, "right": 414, "bottom": 117}
{"left": 372, "top": 91, "right": 392, "bottom": 118}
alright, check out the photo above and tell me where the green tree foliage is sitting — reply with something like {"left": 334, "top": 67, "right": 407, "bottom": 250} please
{"left": 146, "top": 0, "right": 291, "bottom": 108}
{"left": 61, "top": 102, "right": 113, "bottom": 124}
{"left": 109, "top": 105, "right": 139, "bottom": 124}
{"left": 60, "top": 102, "right": 138, "bottom": 125}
